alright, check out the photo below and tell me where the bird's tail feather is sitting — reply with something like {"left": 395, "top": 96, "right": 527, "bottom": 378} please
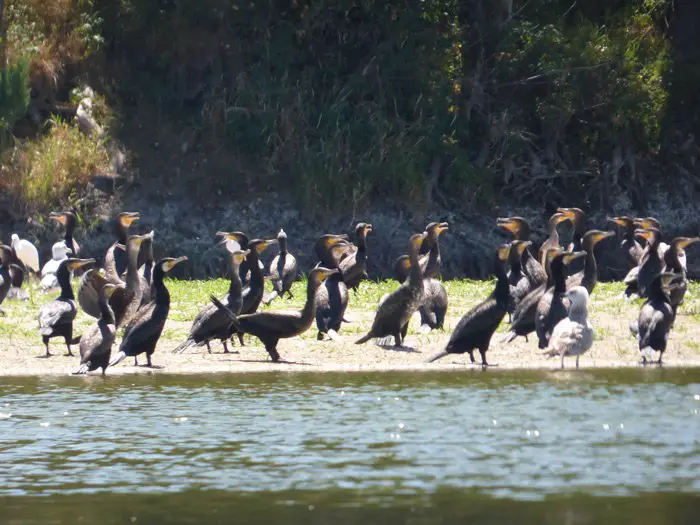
{"left": 109, "top": 351, "right": 127, "bottom": 367}
{"left": 502, "top": 331, "right": 517, "bottom": 344}
{"left": 209, "top": 295, "right": 240, "bottom": 327}
{"left": 172, "top": 338, "right": 195, "bottom": 354}
{"left": 71, "top": 335, "right": 81, "bottom": 345}
{"left": 426, "top": 350, "right": 449, "bottom": 363}
{"left": 355, "top": 332, "right": 373, "bottom": 345}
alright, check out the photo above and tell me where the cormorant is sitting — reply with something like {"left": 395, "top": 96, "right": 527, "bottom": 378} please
{"left": 426, "top": 244, "right": 510, "bottom": 366}
{"left": 314, "top": 233, "right": 351, "bottom": 269}
{"left": 104, "top": 212, "right": 140, "bottom": 280}
{"left": 111, "top": 256, "right": 188, "bottom": 368}
{"left": 497, "top": 217, "right": 547, "bottom": 288}
{"left": 539, "top": 213, "right": 571, "bottom": 266}
{"left": 565, "top": 230, "right": 615, "bottom": 293}
{"left": 338, "top": 222, "right": 373, "bottom": 290}
{"left": 49, "top": 211, "right": 80, "bottom": 256}
{"left": 557, "top": 207, "right": 586, "bottom": 251}
{"left": 634, "top": 272, "right": 676, "bottom": 365}
{"left": 624, "top": 228, "right": 663, "bottom": 298}
{"left": 210, "top": 267, "right": 338, "bottom": 362}
{"left": 419, "top": 278, "right": 448, "bottom": 332}
{"left": 506, "top": 240, "right": 534, "bottom": 320}
{"left": 6, "top": 263, "right": 29, "bottom": 300}
{"left": 218, "top": 235, "right": 277, "bottom": 345}
{"left": 37, "top": 258, "right": 95, "bottom": 356}
{"left": 107, "top": 233, "right": 151, "bottom": 328}
{"left": 216, "top": 231, "right": 265, "bottom": 284}
{"left": 535, "top": 250, "right": 586, "bottom": 349}
{"left": 0, "top": 245, "right": 13, "bottom": 315}
{"left": 73, "top": 283, "right": 119, "bottom": 375}
{"left": 663, "top": 237, "right": 699, "bottom": 311}
{"left": 542, "top": 286, "right": 593, "bottom": 369}
{"left": 264, "top": 229, "right": 298, "bottom": 304}
{"left": 608, "top": 216, "right": 643, "bottom": 269}
{"left": 503, "top": 248, "right": 562, "bottom": 343}
{"left": 315, "top": 271, "right": 349, "bottom": 341}
{"left": 393, "top": 222, "right": 448, "bottom": 282}
{"left": 137, "top": 231, "right": 156, "bottom": 306}
{"left": 40, "top": 242, "right": 71, "bottom": 292}
{"left": 173, "top": 249, "right": 249, "bottom": 354}
{"left": 355, "top": 233, "right": 427, "bottom": 347}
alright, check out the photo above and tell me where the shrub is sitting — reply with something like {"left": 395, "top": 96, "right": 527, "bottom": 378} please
{"left": 0, "top": 59, "right": 31, "bottom": 135}
{"left": 1, "top": 118, "right": 110, "bottom": 211}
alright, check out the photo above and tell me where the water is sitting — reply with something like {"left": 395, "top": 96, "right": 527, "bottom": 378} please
{"left": 1, "top": 369, "right": 699, "bottom": 524}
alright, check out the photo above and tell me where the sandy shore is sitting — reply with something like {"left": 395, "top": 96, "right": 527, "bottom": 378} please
{"left": 2, "top": 293, "right": 700, "bottom": 376}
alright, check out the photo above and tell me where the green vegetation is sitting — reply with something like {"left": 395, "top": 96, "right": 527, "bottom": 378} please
{"left": 1, "top": 0, "right": 699, "bottom": 214}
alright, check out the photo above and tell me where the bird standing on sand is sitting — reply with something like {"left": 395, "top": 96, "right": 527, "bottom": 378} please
{"left": 264, "top": 228, "right": 298, "bottom": 304}
{"left": 111, "top": 257, "right": 188, "bottom": 368}
{"left": 356, "top": 233, "right": 427, "bottom": 347}
{"left": 74, "top": 282, "right": 119, "bottom": 375}
{"left": 210, "top": 267, "right": 338, "bottom": 362}
{"left": 632, "top": 272, "right": 676, "bottom": 365}
{"left": 37, "top": 258, "right": 95, "bottom": 356}
{"left": 427, "top": 244, "right": 510, "bottom": 366}
{"left": 542, "top": 286, "right": 594, "bottom": 369}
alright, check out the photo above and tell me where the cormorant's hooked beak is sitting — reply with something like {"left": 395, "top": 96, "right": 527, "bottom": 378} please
{"left": 69, "top": 258, "right": 96, "bottom": 271}
{"left": 608, "top": 217, "right": 631, "bottom": 228}
{"left": 163, "top": 256, "right": 188, "bottom": 272}
{"left": 675, "top": 237, "right": 700, "bottom": 250}
{"left": 634, "top": 229, "right": 654, "bottom": 242}
{"left": 437, "top": 222, "right": 449, "bottom": 234}
{"left": 563, "top": 251, "right": 586, "bottom": 264}
{"left": 592, "top": 231, "right": 616, "bottom": 244}
{"left": 120, "top": 212, "right": 140, "bottom": 227}
{"left": 49, "top": 212, "right": 67, "bottom": 225}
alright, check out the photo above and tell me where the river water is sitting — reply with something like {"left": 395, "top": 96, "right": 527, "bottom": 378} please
{"left": 1, "top": 369, "right": 699, "bottom": 524}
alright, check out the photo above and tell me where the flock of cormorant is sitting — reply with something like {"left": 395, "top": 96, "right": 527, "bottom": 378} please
{"left": 0, "top": 207, "right": 696, "bottom": 374}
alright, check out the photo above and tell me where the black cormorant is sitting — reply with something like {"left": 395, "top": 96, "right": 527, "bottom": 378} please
{"left": 539, "top": 213, "right": 571, "bottom": 267}
{"left": 315, "top": 271, "right": 349, "bottom": 341}
{"left": 565, "top": 230, "right": 615, "bottom": 293}
{"left": 338, "top": 222, "right": 373, "bottom": 290}
{"left": 49, "top": 211, "right": 80, "bottom": 256}
{"left": 73, "top": 283, "right": 119, "bottom": 375}
{"left": 663, "top": 237, "right": 699, "bottom": 311}
{"left": 426, "top": 244, "right": 510, "bottom": 366}
{"left": 107, "top": 233, "right": 150, "bottom": 328}
{"left": 497, "top": 217, "right": 547, "bottom": 288}
{"left": 0, "top": 245, "right": 13, "bottom": 314}
{"left": 557, "top": 207, "right": 586, "bottom": 251}
{"left": 37, "top": 258, "right": 95, "bottom": 356}
{"left": 110, "top": 256, "right": 187, "bottom": 368}
{"left": 608, "top": 216, "right": 643, "bottom": 269}
{"left": 506, "top": 240, "right": 534, "bottom": 320}
{"left": 393, "top": 222, "right": 448, "bottom": 282}
{"left": 210, "top": 267, "right": 338, "bottom": 362}
{"left": 634, "top": 272, "right": 676, "bottom": 365}
{"left": 173, "top": 249, "right": 249, "bottom": 354}
{"left": 624, "top": 228, "right": 663, "bottom": 298}
{"left": 355, "top": 232, "right": 427, "bottom": 347}
{"left": 264, "top": 229, "right": 298, "bottom": 303}
{"left": 104, "top": 212, "right": 140, "bottom": 280}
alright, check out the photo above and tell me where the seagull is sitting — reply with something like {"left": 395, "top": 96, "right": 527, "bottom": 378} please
{"left": 40, "top": 242, "right": 72, "bottom": 292}
{"left": 11, "top": 234, "right": 40, "bottom": 274}
{"left": 542, "top": 286, "right": 594, "bottom": 369}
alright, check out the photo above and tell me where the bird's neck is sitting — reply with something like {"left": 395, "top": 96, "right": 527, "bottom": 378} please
{"left": 408, "top": 245, "right": 423, "bottom": 286}
{"left": 98, "top": 296, "right": 116, "bottom": 325}
{"left": 58, "top": 267, "right": 74, "bottom": 300}
{"left": 553, "top": 264, "right": 568, "bottom": 292}
{"left": 300, "top": 280, "right": 320, "bottom": 322}
{"left": 125, "top": 244, "right": 141, "bottom": 290}
{"left": 248, "top": 253, "right": 264, "bottom": 287}
{"left": 152, "top": 266, "right": 170, "bottom": 305}
{"left": 228, "top": 260, "right": 243, "bottom": 296}
{"left": 494, "top": 258, "right": 509, "bottom": 305}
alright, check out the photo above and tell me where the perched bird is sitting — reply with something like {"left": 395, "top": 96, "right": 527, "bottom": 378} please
{"left": 49, "top": 211, "right": 80, "bottom": 256}
{"left": 394, "top": 222, "right": 448, "bottom": 282}
{"left": 565, "top": 230, "right": 615, "bottom": 293}
{"left": 542, "top": 286, "right": 594, "bottom": 369}
{"left": 173, "top": 249, "right": 249, "bottom": 354}
{"left": 505, "top": 240, "right": 534, "bottom": 320}
{"left": 216, "top": 231, "right": 265, "bottom": 285}
{"left": 315, "top": 271, "right": 349, "bottom": 341}
{"left": 632, "top": 272, "right": 677, "bottom": 365}
{"left": 111, "top": 257, "right": 188, "bottom": 368}
{"left": 104, "top": 211, "right": 140, "bottom": 281}
{"left": 264, "top": 229, "right": 298, "bottom": 304}
{"left": 418, "top": 277, "right": 448, "bottom": 332}
{"left": 37, "top": 258, "right": 95, "bottom": 356}
{"left": 40, "top": 242, "right": 72, "bottom": 291}
{"left": 218, "top": 235, "right": 278, "bottom": 346}
{"left": 624, "top": 228, "right": 663, "bottom": 298}
{"left": 0, "top": 245, "right": 13, "bottom": 315}
{"left": 497, "top": 217, "right": 546, "bottom": 288}
{"left": 608, "top": 216, "right": 643, "bottom": 269}
{"left": 338, "top": 222, "right": 373, "bottom": 290}
{"left": 539, "top": 212, "right": 571, "bottom": 266}
{"left": 557, "top": 207, "right": 586, "bottom": 252}
{"left": 314, "top": 233, "right": 351, "bottom": 269}
{"left": 137, "top": 231, "right": 156, "bottom": 305}
{"left": 663, "top": 237, "right": 700, "bottom": 310}
{"left": 426, "top": 244, "right": 510, "bottom": 366}
{"left": 356, "top": 233, "right": 427, "bottom": 347}
{"left": 503, "top": 247, "right": 561, "bottom": 343}
{"left": 535, "top": 250, "right": 586, "bottom": 349}
{"left": 210, "top": 267, "right": 338, "bottom": 362}
{"left": 107, "top": 233, "right": 151, "bottom": 328}
{"left": 10, "top": 233, "right": 40, "bottom": 273}
{"left": 73, "top": 282, "right": 119, "bottom": 375}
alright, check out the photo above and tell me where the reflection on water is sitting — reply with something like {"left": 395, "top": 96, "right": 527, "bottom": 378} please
{"left": 1, "top": 369, "right": 699, "bottom": 523}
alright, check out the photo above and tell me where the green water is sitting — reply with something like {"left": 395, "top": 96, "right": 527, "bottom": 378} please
{"left": 1, "top": 369, "right": 699, "bottom": 523}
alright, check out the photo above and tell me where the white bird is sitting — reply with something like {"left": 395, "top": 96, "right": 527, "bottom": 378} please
{"left": 40, "top": 242, "right": 72, "bottom": 291}
{"left": 543, "top": 286, "right": 594, "bottom": 369}
{"left": 11, "top": 233, "right": 40, "bottom": 273}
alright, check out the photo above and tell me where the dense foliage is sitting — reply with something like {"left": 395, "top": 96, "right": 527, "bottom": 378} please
{"left": 2, "top": 0, "right": 699, "bottom": 213}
